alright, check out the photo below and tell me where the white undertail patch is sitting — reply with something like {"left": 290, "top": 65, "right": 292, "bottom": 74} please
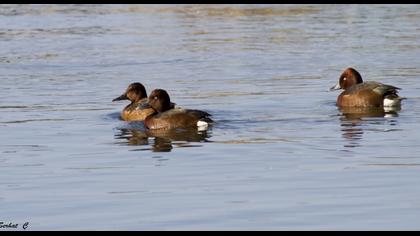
{"left": 383, "top": 98, "right": 399, "bottom": 107}
{"left": 197, "top": 121, "right": 209, "bottom": 131}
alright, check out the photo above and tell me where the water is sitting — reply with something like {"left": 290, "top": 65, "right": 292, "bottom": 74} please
{"left": 1, "top": 4, "right": 420, "bottom": 230}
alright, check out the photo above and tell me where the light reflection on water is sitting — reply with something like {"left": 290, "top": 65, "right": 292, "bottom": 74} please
{"left": 1, "top": 4, "right": 420, "bottom": 230}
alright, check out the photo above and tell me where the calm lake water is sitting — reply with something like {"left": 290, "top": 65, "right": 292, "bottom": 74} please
{"left": 1, "top": 4, "right": 420, "bottom": 230}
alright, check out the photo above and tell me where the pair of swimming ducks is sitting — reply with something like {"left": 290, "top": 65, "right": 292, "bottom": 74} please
{"left": 113, "top": 84, "right": 213, "bottom": 130}
{"left": 113, "top": 67, "right": 405, "bottom": 130}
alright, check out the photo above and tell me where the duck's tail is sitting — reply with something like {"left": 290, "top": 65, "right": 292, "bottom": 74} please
{"left": 384, "top": 94, "right": 406, "bottom": 107}
{"left": 188, "top": 110, "right": 213, "bottom": 131}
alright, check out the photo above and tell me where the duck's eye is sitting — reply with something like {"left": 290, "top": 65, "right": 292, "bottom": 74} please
{"left": 154, "top": 96, "right": 158, "bottom": 100}
{"left": 343, "top": 77, "right": 347, "bottom": 81}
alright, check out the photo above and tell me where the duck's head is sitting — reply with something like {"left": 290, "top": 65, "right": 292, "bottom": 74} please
{"left": 146, "top": 89, "right": 173, "bottom": 113}
{"left": 330, "top": 67, "right": 363, "bottom": 91}
{"left": 113, "top": 82, "right": 147, "bottom": 103}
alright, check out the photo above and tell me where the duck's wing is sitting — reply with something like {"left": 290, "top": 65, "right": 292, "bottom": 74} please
{"left": 158, "top": 108, "right": 212, "bottom": 121}
{"left": 345, "top": 81, "right": 400, "bottom": 96}
{"left": 186, "top": 109, "right": 213, "bottom": 122}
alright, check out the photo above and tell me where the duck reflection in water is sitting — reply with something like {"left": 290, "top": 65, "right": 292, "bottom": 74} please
{"left": 338, "top": 106, "right": 400, "bottom": 149}
{"left": 114, "top": 126, "right": 211, "bottom": 152}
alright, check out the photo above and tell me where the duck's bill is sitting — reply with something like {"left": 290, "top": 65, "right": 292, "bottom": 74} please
{"left": 330, "top": 82, "right": 341, "bottom": 91}
{"left": 112, "top": 94, "right": 128, "bottom": 102}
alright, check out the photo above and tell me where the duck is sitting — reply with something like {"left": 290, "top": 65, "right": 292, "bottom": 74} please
{"left": 330, "top": 67, "right": 405, "bottom": 108}
{"left": 112, "top": 82, "right": 156, "bottom": 121}
{"left": 143, "top": 89, "right": 213, "bottom": 130}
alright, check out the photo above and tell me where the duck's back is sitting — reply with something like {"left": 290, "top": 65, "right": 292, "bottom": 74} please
{"left": 342, "top": 81, "right": 400, "bottom": 96}
{"left": 145, "top": 108, "right": 212, "bottom": 130}
{"left": 338, "top": 81, "right": 401, "bottom": 108}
